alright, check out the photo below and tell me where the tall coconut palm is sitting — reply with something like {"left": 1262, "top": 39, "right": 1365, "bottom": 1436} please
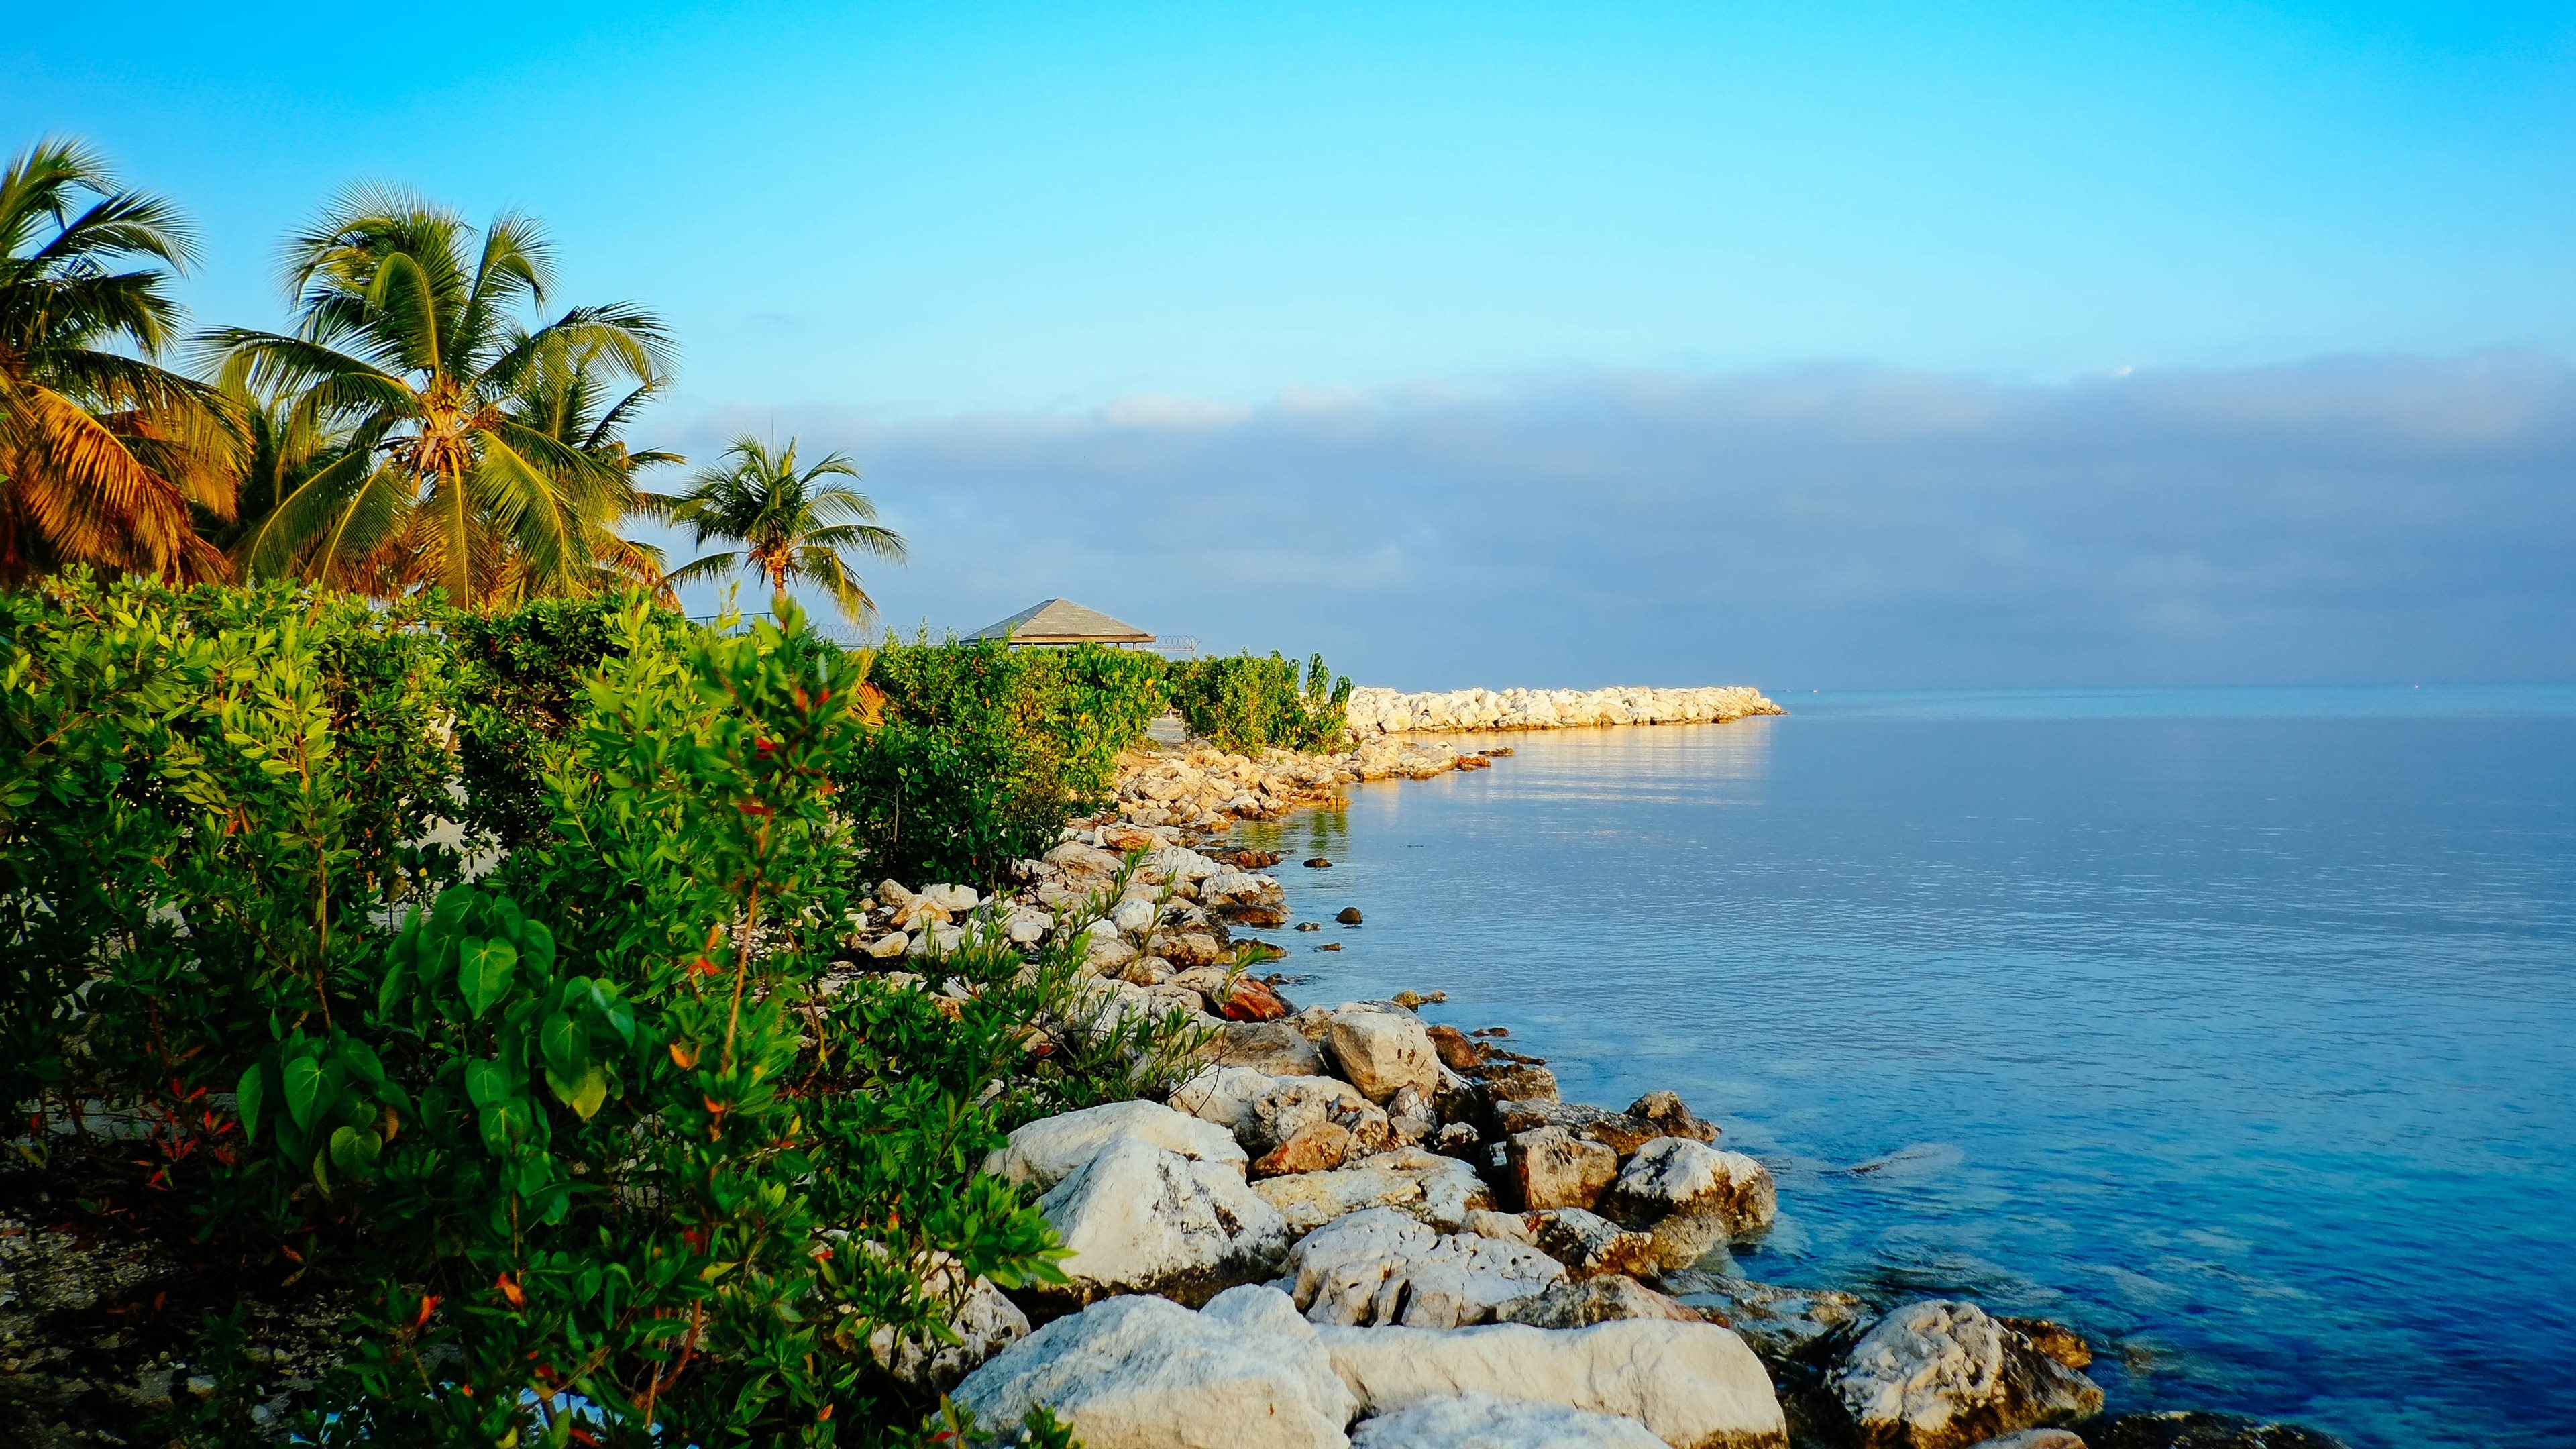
{"left": 0, "top": 137, "right": 235, "bottom": 584}
{"left": 655, "top": 436, "right": 905, "bottom": 627}
{"left": 207, "top": 189, "right": 669, "bottom": 607}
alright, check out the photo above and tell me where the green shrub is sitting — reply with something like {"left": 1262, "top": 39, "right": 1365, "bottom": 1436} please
{"left": 857, "top": 639, "right": 1169, "bottom": 884}
{"left": 1167, "top": 651, "right": 1351, "bottom": 754}
{"left": 448, "top": 592, "right": 672, "bottom": 850}
{"left": 0, "top": 576, "right": 1185, "bottom": 1446}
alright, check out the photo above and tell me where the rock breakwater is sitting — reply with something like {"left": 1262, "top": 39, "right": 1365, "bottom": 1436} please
{"left": 1346, "top": 685, "right": 1782, "bottom": 737}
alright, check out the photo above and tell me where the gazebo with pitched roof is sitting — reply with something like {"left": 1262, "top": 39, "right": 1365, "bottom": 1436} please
{"left": 967, "top": 598, "right": 1159, "bottom": 649}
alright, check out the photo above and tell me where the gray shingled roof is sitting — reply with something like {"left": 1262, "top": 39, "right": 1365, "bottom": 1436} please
{"left": 967, "top": 598, "right": 1155, "bottom": 645}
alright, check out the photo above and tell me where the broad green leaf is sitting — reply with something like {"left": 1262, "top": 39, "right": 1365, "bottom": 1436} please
{"left": 328, "top": 1124, "right": 381, "bottom": 1181}
{"left": 519, "top": 920, "right": 555, "bottom": 979}
{"left": 235, "top": 1064, "right": 265, "bottom": 1144}
{"left": 570, "top": 1065, "right": 608, "bottom": 1120}
{"left": 281, "top": 1054, "right": 324, "bottom": 1132}
{"left": 465, "top": 1059, "right": 508, "bottom": 1108}
{"left": 545, "top": 1063, "right": 610, "bottom": 1121}
{"left": 338, "top": 1038, "right": 386, "bottom": 1091}
{"left": 376, "top": 956, "right": 409, "bottom": 1018}
{"left": 461, "top": 938, "right": 518, "bottom": 1019}
{"left": 491, "top": 894, "right": 525, "bottom": 946}
{"left": 429, "top": 885, "right": 475, "bottom": 943}
{"left": 539, "top": 1012, "right": 583, "bottom": 1081}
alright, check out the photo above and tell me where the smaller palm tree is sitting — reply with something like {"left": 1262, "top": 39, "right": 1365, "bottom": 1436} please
{"left": 654, "top": 436, "right": 904, "bottom": 626}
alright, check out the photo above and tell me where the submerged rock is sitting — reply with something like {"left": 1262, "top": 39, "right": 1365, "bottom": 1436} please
{"left": 1656, "top": 1271, "right": 1870, "bottom": 1364}
{"left": 2088, "top": 1413, "right": 2351, "bottom": 1449}
{"left": 955, "top": 1286, "right": 1354, "bottom": 1449}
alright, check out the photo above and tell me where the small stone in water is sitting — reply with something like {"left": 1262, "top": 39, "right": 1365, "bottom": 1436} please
{"left": 1295, "top": 922, "right": 1322, "bottom": 932}
{"left": 1336, "top": 906, "right": 1364, "bottom": 925}
{"left": 1317, "top": 943, "right": 1343, "bottom": 951}
{"left": 1305, "top": 857, "right": 1333, "bottom": 868}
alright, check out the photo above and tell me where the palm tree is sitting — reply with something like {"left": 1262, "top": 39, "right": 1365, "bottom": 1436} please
{"left": 0, "top": 137, "right": 235, "bottom": 584}
{"left": 655, "top": 437, "right": 905, "bottom": 627}
{"left": 207, "top": 189, "right": 669, "bottom": 607}
{"left": 488, "top": 347, "right": 682, "bottom": 606}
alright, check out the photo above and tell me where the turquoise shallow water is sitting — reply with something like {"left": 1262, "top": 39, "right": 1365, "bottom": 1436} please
{"left": 1230, "top": 686, "right": 2576, "bottom": 1449}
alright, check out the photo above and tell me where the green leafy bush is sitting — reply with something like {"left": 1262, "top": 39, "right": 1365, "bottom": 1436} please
{"left": 1166, "top": 651, "right": 1351, "bottom": 754}
{"left": 1, "top": 576, "right": 1194, "bottom": 1446}
{"left": 857, "top": 639, "right": 1169, "bottom": 884}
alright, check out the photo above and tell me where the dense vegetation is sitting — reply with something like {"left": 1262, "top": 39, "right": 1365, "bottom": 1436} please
{"left": 0, "top": 131, "right": 1361, "bottom": 1446}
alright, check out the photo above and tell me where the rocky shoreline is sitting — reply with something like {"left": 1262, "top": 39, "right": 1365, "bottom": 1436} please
{"left": 1347, "top": 685, "right": 1784, "bottom": 736}
{"left": 838, "top": 727, "right": 2357, "bottom": 1449}
{"left": 0, "top": 721, "right": 2357, "bottom": 1448}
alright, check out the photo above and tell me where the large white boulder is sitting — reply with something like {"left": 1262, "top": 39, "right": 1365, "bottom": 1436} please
{"left": 1254, "top": 1148, "right": 1493, "bottom": 1235}
{"left": 1319, "top": 1317, "right": 1787, "bottom": 1449}
{"left": 1286, "top": 1208, "right": 1564, "bottom": 1330}
{"left": 1600, "top": 1138, "right": 1778, "bottom": 1270}
{"left": 1329, "top": 1011, "right": 1440, "bottom": 1102}
{"left": 983, "top": 1100, "right": 1247, "bottom": 1191}
{"left": 1350, "top": 1392, "right": 1667, "bottom": 1449}
{"left": 1038, "top": 1136, "right": 1291, "bottom": 1305}
{"left": 1826, "top": 1300, "right": 2103, "bottom": 1449}
{"left": 955, "top": 1286, "right": 1355, "bottom": 1449}
{"left": 919, "top": 882, "right": 981, "bottom": 913}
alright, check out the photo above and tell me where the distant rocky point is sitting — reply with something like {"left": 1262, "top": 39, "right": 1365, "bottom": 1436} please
{"left": 1348, "top": 685, "right": 1782, "bottom": 736}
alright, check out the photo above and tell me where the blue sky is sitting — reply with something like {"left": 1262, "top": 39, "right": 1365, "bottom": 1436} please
{"left": 8, "top": 3, "right": 2573, "bottom": 685}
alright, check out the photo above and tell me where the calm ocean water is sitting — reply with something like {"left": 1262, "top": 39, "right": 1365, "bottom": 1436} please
{"left": 1231, "top": 686, "right": 2576, "bottom": 1449}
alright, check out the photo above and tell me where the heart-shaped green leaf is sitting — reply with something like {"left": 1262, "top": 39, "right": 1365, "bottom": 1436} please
{"left": 539, "top": 1012, "right": 583, "bottom": 1081}
{"left": 281, "top": 1053, "right": 324, "bottom": 1132}
{"left": 460, "top": 938, "right": 518, "bottom": 1019}
{"left": 465, "top": 1059, "right": 508, "bottom": 1108}
{"left": 328, "top": 1124, "right": 381, "bottom": 1181}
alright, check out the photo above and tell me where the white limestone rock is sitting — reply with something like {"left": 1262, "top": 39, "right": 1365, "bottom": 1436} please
{"left": 1171, "top": 1065, "right": 1277, "bottom": 1136}
{"left": 1254, "top": 1148, "right": 1494, "bottom": 1236}
{"left": 1601, "top": 1138, "right": 1778, "bottom": 1270}
{"left": 1826, "top": 1300, "right": 2104, "bottom": 1449}
{"left": 954, "top": 1285, "right": 1354, "bottom": 1449}
{"left": 1350, "top": 1392, "right": 1667, "bottom": 1449}
{"left": 1038, "top": 1137, "right": 1291, "bottom": 1306}
{"left": 920, "top": 882, "right": 981, "bottom": 913}
{"left": 982, "top": 1100, "right": 1247, "bottom": 1191}
{"left": 1319, "top": 1317, "right": 1788, "bottom": 1449}
{"left": 863, "top": 931, "right": 909, "bottom": 960}
{"left": 1287, "top": 1208, "right": 1565, "bottom": 1330}
{"left": 1329, "top": 1011, "right": 1441, "bottom": 1103}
